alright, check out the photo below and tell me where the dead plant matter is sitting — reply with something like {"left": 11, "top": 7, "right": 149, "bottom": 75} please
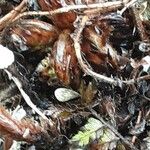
{"left": 0, "top": 0, "right": 149, "bottom": 149}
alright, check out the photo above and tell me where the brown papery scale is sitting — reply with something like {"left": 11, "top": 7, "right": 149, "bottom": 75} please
{"left": 83, "top": 22, "right": 112, "bottom": 54}
{"left": 2, "top": 19, "right": 59, "bottom": 52}
{"left": 83, "top": 22, "right": 119, "bottom": 69}
{"left": 37, "top": 0, "right": 105, "bottom": 29}
{"left": 51, "top": 29, "right": 81, "bottom": 89}
{"left": 81, "top": 37, "right": 107, "bottom": 63}
{"left": 37, "top": 0, "right": 76, "bottom": 29}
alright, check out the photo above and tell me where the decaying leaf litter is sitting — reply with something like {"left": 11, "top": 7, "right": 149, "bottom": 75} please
{"left": 0, "top": 0, "right": 149, "bottom": 149}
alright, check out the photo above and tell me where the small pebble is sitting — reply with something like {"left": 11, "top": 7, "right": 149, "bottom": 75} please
{"left": 55, "top": 88, "right": 80, "bottom": 102}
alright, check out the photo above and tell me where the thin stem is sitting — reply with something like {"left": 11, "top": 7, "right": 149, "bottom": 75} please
{"left": 0, "top": 0, "right": 27, "bottom": 31}
{"left": 14, "top": 0, "right": 128, "bottom": 21}
{"left": 91, "top": 109, "right": 138, "bottom": 150}
{"left": 131, "top": 111, "right": 142, "bottom": 144}
{"left": 73, "top": 16, "right": 150, "bottom": 86}
{"left": 119, "top": 0, "right": 137, "bottom": 15}
{"left": 4, "top": 69, "right": 54, "bottom": 127}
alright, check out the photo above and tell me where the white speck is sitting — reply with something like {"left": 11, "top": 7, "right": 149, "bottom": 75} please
{"left": 9, "top": 141, "right": 22, "bottom": 150}
{"left": 0, "top": 45, "right": 14, "bottom": 69}
{"left": 143, "top": 56, "right": 150, "bottom": 64}
{"left": 23, "top": 128, "right": 30, "bottom": 138}
{"left": 12, "top": 105, "right": 26, "bottom": 121}
{"left": 11, "top": 34, "right": 28, "bottom": 51}
{"left": 75, "top": 0, "right": 82, "bottom": 5}
{"left": 56, "top": 40, "right": 65, "bottom": 63}
{"left": 142, "top": 56, "right": 150, "bottom": 72}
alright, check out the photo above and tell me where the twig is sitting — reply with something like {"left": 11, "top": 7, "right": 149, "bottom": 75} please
{"left": 84, "top": 5, "right": 119, "bottom": 15}
{"left": 123, "top": 75, "right": 150, "bottom": 84}
{"left": 72, "top": 16, "right": 150, "bottom": 86}
{"left": 4, "top": 69, "right": 54, "bottom": 127}
{"left": 119, "top": 0, "right": 137, "bottom": 15}
{"left": 131, "top": 111, "right": 142, "bottom": 144}
{"left": 0, "top": 0, "right": 27, "bottom": 31}
{"left": 0, "top": 106, "right": 47, "bottom": 143}
{"left": 91, "top": 109, "right": 138, "bottom": 150}
{"left": 13, "top": 0, "right": 128, "bottom": 21}
{"left": 73, "top": 15, "right": 119, "bottom": 85}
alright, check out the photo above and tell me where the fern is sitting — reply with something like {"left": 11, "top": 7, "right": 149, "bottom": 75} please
{"left": 70, "top": 117, "right": 119, "bottom": 148}
{"left": 70, "top": 117, "right": 104, "bottom": 147}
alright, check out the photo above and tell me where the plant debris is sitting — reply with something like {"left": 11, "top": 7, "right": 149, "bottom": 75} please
{"left": 0, "top": 0, "right": 150, "bottom": 150}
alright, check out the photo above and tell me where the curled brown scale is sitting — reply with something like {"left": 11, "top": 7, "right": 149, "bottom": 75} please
{"left": 1, "top": 4, "right": 135, "bottom": 88}
{"left": 37, "top": 0, "right": 77, "bottom": 29}
{"left": 37, "top": 0, "right": 113, "bottom": 29}
{"left": 51, "top": 29, "right": 81, "bottom": 89}
{"left": 0, "top": 0, "right": 150, "bottom": 149}
{"left": 2, "top": 19, "right": 59, "bottom": 52}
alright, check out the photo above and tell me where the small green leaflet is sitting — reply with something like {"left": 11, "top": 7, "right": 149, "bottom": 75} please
{"left": 70, "top": 117, "right": 104, "bottom": 147}
{"left": 70, "top": 117, "right": 119, "bottom": 148}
